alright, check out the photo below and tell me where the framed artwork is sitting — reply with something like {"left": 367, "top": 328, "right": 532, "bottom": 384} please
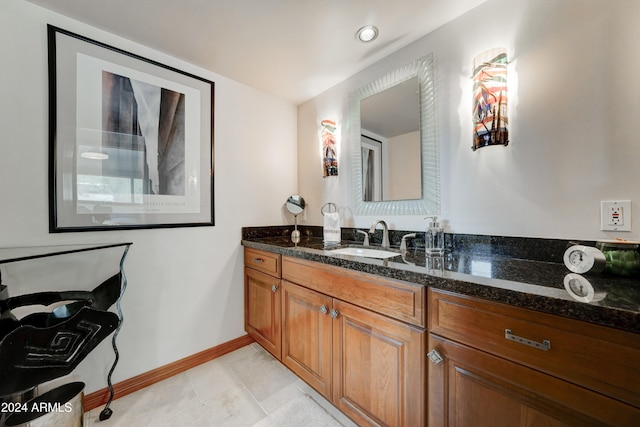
{"left": 472, "top": 48, "right": 509, "bottom": 150}
{"left": 47, "top": 25, "right": 214, "bottom": 232}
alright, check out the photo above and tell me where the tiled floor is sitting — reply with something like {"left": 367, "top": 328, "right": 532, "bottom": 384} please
{"left": 84, "top": 343, "right": 358, "bottom": 427}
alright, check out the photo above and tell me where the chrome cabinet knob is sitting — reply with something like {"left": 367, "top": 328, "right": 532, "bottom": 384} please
{"left": 271, "top": 285, "right": 278, "bottom": 293}
{"left": 427, "top": 349, "right": 443, "bottom": 365}
{"left": 330, "top": 309, "right": 339, "bottom": 319}
{"left": 320, "top": 305, "right": 329, "bottom": 315}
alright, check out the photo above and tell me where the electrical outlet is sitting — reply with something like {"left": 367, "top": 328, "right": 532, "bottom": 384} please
{"left": 601, "top": 200, "right": 631, "bottom": 231}
{"left": 609, "top": 206, "right": 623, "bottom": 225}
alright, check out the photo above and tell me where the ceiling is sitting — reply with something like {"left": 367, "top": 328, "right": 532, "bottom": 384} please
{"left": 26, "top": 0, "right": 486, "bottom": 105}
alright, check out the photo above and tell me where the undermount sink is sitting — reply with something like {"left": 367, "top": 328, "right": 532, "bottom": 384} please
{"left": 329, "top": 247, "right": 400, "bottom": 259}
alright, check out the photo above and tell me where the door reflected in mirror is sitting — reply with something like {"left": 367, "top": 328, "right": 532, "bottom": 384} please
{"left": 360, "top": 76, "right": 420, "bottom": 201}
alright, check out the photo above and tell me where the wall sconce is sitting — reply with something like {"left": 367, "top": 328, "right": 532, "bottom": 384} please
{"left": 321, "top": 119, "right": 338, "bottom": 177}
{"left": 472, "top": 48, "right": 509, "bottom": 150}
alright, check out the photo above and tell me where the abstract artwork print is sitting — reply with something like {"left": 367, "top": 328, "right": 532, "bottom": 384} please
{"left": 472, "top": 48, "right": 509, "bottom": 150}
{"left": 321, "top": 119, "right": 338, "bottom": 177}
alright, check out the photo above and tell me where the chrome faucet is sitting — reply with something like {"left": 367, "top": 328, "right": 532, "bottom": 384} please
{"left": 369, "top": 220, "right": 390, "bottom": 249}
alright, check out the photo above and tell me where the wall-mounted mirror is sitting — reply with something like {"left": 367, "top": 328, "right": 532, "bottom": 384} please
{"left": 349, "top": 54, "right": 439, "bottom": 216}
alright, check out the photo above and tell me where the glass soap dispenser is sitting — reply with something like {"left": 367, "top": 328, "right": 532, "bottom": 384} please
{"left": 425, "top": 216, "right": 444, "bottom": 256}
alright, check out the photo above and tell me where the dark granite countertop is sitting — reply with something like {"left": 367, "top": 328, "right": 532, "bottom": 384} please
{"left": 242, "top": 227, "right": 640, "bottom": 334}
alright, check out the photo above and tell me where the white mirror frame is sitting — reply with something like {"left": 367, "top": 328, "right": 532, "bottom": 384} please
{"left": 349, "top": 53, "right": 439, "bottom": 216}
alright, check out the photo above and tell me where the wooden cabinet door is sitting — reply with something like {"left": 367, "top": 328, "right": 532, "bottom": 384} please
{"left": 281, "top": 280, "right": 333, "bottom": 398}
{"left": 244, "top": 267, "right": 281, "bottom": 359}
{"left": 428, "top": 334, "right": 640, "bottom": 427}
{"left": 332, "top": 299, "right": 426, "bottom": 427}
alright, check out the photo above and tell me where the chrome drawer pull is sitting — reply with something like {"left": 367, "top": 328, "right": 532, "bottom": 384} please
{"left": 505, "top": 329, "right": 551, "bottom": 351}
{"left": 253, "top": 258, "right": 264, "bottom": 264}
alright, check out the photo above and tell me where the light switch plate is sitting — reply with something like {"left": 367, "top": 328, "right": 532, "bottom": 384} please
{"left": 601, "top": 200, "right": 631, "bottom": 231}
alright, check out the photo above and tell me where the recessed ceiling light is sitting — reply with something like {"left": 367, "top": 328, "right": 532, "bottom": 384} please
{"left": 356, "top": 25, "right": 379, "bottom": 43}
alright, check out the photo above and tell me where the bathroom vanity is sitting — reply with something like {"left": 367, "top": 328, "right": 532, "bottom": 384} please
{"left": 243, "top": 228, "right": 640, "bottom": 427}
{"left": 245, "top": 246, "right": 425, "bottom": 426}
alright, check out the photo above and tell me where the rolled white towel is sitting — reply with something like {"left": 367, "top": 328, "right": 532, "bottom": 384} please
{"left": 323, "top": 212, "right": 341, "bottom": 245}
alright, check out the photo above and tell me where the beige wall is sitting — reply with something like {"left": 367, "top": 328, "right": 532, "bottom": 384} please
{"left": 297, "top": 0, "right": 640, "bottom": 240}
{"left": 386, "top": 131, "right": 421, "bottom": 200}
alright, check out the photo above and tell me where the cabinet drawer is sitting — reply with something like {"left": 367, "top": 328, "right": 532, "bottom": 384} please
{"left": 244, "top": 248, "right": 281, "bottom": 277}
{"left": 429, "top": 288, "right": 640, "bottom": 409}
{"left": 283, "top": 256, "right": 425, "bottom": 327}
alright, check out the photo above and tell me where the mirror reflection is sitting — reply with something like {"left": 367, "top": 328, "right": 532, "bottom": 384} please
{"left": 285, "top": 194, "right": 306, "bottom": 215}
{"left": 360, "top": 77, "right": 420, "bottom": 201}
{"left": 349, "top": 54, "right": 439, "bottom": 217}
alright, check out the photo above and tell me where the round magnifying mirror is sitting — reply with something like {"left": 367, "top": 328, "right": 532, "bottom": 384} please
{"left": 286, "top": 195, "right": 306, "bottom": 215}
{"left": 285, "top": 195, "right": 305, "bottom": 244}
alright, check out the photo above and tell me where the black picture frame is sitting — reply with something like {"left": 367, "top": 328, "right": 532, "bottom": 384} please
{"left": 47, "top": 25, "right": 214, "bottom": 232}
